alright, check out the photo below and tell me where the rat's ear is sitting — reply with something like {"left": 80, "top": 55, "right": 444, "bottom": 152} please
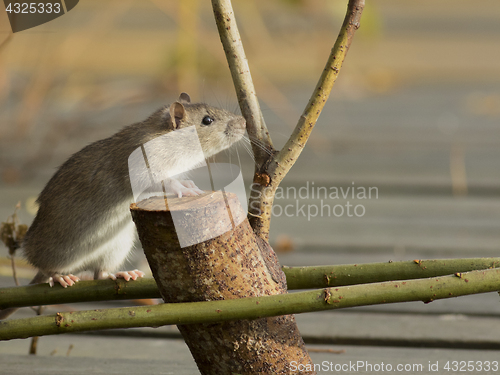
{"left": 178, "top": 93, "right": 191, "bottom": 104}
{"left": 169, "top": 101, "right": 186, "bottom": 129}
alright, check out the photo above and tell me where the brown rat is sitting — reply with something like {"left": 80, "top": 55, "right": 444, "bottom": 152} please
{"left": 0, "top": 93, "right": 246, "bottom": 319}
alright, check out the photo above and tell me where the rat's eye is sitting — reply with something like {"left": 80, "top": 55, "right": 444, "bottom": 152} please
{"left": 201, "top": 116, "right": 214, "bottom": 126}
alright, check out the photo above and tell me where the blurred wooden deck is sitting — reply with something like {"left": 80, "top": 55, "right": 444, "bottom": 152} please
{"left": 1, "top": 69, "right": 499, "bottom": 375}
{"left": 1, "top": 0, "right": 500, "bottom": 374}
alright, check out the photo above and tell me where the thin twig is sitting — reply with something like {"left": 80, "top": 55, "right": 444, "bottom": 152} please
{"left": 10, "top": 255, "right": 19, "bottom": 287}
{"left": 0, "top": 31, "right": 13, "bottom": 51}
{"left": 28, "top": 306, "right": 44, "bottom": 355}
{"left": 29, "top": 336, "right": 39, "bottom": 355}
{"left": 307, "top": 348, "right": 346, "bottom": 354}
{"left": 211, "top": 0, "right": 273, "bottom": 168}
{"left": 1, "top": 202, "right": 26, "bottom": 286}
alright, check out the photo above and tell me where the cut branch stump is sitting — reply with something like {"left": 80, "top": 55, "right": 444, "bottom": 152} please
{"left": 130, "top": 192, "right": 314, "bottom": 375}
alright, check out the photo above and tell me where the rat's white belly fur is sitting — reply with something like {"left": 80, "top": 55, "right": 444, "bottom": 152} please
{"left": 61, "top": 202, "right": 136, "bottom": 274}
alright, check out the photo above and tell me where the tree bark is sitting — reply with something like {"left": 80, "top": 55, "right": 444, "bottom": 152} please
{"left": 130, "top": 192, "right": 315, "bottom": 375}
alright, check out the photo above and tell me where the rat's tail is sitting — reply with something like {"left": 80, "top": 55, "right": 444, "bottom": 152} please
{"left": 0, "top": 271, "right": 49, "bottom": 320}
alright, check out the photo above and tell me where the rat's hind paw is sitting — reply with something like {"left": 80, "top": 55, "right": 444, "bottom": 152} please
{"left": 48, "top": 273, "right": 80, "bottom": 288}
{"left": 101, "top": 269, "right": 145, "bottom": 281}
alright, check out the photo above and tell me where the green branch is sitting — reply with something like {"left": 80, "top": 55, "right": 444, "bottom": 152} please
{"left": 284, "top": 257, "right": 500, "bottom": 290}
{"left": 0, "top": 278, "right": 160, "bottom": 310}
{"left": 2, "top": 258, "right": 500, "bottom": 310}
{"left": 2, "top": 268, "right": 500, "bottom": 341}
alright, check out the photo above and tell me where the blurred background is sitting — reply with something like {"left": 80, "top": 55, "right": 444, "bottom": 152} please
{"left": 0, "top": 0, "right": 499, "bottom": 276}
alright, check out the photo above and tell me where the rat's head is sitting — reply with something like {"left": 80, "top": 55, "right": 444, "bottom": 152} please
{"left": 167, "top": 93, "right": 246, "bottom": 158}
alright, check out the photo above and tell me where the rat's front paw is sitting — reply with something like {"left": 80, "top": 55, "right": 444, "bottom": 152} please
{"left": 166, "top": 179, "right": 204, "bottom": 198}
{"left": 49, "top": 273, "right": 80, "bottom": 288}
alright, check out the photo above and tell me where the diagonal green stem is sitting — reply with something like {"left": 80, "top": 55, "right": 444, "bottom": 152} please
{"left": 247, "top": 0, "right": 365, "bottom": 240}
{"left": 2, "top": 267, "right": 500, "bottom": 341}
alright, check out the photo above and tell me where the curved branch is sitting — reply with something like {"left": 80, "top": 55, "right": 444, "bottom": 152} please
{"left": 248, "top": 0, "right": 365, "bottom": 240}
{"left": 280, "top": 0, "right": 364, "bottom": 168}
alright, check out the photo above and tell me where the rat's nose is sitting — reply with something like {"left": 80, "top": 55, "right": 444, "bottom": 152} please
{"left": 229, "top": 116, "right": 246, "bottom": 130}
